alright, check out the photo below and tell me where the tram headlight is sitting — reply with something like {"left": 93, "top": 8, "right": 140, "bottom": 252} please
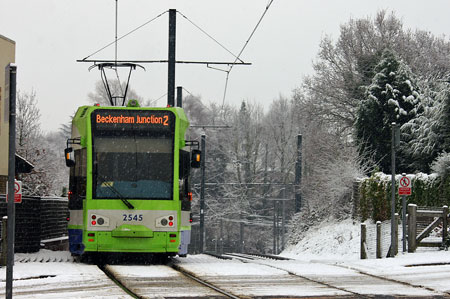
{"left": 89, "top": 214, "right": 109, "bottom": 227}
{"left": 156, "top": 215, "right": 176, "bottom": 228}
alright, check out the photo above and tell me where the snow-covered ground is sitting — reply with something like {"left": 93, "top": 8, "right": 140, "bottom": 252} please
{"left": 1, "top": 218, "right": 449, "bottom": 297}
{"left": 282, "top": 218, "right": 362, "bottom": 261}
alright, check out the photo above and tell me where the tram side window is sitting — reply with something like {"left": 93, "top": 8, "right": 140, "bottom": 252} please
{"left": 69, "top": 148, "right": 86, "bottom": 210}
{"left": 180, "top": 150, "right": 191, "bottom": 211}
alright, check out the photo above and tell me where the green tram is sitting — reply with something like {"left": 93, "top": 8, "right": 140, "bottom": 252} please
{"left": 64, "top": 100, "right": 200, "bottom": 259}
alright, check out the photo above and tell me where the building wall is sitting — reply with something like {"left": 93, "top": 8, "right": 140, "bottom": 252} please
{"left": 0, "top": 34, "right": 16, "bottom": 194}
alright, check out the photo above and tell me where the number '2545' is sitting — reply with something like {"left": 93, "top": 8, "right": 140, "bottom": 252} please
{"left": 123, "top": 214, "right": 143, "bottom": 221}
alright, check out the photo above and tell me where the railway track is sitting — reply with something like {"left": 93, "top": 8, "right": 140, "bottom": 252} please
{"left": 217, "top": 252, "right": 449, "bottom": 298}
{"left": 7, "top": 252, "right": 450, "bottom": 298}
{"left": 219, "top": 253, "right": 370, "bottom": 298}
{"left": 99, "top": 261, "right": 238, "bottom": 298}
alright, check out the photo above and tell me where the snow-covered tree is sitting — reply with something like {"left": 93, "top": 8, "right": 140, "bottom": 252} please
{"left": 355, "top": 49, "right": 420, "bottom": 173}
{"left": 15, "top": 90, "right": 50, "bottom": 195}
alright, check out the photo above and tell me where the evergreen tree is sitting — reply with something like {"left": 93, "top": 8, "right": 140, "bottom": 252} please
{"left": 355, "top": 49, "right": 419, "bottom": 173}
{"left": 403, "top": 81, "right": 450, "bottom": 172}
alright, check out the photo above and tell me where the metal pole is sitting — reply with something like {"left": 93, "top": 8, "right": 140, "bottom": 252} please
{"left": 273, "top": 200, "right": 276, "bottom": 254}
{"left": 295, "top": 134, "right": 302, "bottom": 213}
{"left": 402, "top": 175, "right": 407, "bottom": 253}
{"left": 199, "top": 134, "right": 206, "bottom": 252}
{"left": 167, "top": 9, "right": 176, "bottom": 107}
{"left": 390, "top": 122, "right": 396, "bottom": 257}
{"left": 176, "top": 86, "right": 182, "bottom": 108}
{"left": 6, "top": 63, "right": 17, "bottom": 299}
{"left": 219, "top": 218, "right": 223, "bottom": 255}
{"left": 276, "top": 201, "right": 279, "bottom": 254}
{"left": 281, "top": 189, "right": 286, "bottom": 251}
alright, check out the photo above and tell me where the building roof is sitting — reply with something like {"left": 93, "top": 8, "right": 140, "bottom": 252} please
{"left": 0, "top": 34, "right": 15, "bottom": 44}
{"left": 15, "top": 153, "right": 34, "bottom": 174}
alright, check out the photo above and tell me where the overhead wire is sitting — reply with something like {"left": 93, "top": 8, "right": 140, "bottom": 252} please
{"left": 177, "top": 11, "right": 243, "bottom": 63}
{"left": 82, "top": 10, "right": 168, "bottom": 61}
{"left": 147, "top": 92, "right": 167, "bottom": 106}
{"left": 221, "top": 0, "right": 275, "bottom": 109}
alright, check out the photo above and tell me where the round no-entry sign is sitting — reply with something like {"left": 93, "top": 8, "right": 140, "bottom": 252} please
{"left": 6, "top": 180, "right": 22, "bottom": 203}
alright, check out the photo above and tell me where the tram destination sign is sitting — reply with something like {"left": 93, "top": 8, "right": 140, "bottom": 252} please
{"left": 93, "top": 109, "right": 175, "bottom": 131}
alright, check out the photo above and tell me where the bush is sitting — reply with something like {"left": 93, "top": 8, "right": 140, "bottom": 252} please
{"left": 357, "top": 172, "right": 449, "bottom": 221}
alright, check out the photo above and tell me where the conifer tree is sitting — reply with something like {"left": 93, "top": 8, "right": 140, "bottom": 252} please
{"left": 355, "top": 49, "right": 419, "bottom": 173}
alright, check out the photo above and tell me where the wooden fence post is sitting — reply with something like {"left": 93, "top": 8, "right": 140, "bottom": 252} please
{"left": 361, "top": 223, "right": 367, "bottom": 259}
{"left": 443, "top": 206, "right": 448, "bottom": 246}
{"left": 376, "top": 221, "right": 382, "bottom": 259}
{"left": 408, "top": 204, "right": 417, "bottom": 253}
{"left": 1, "top": 216, "right": 7, "bottom": 266}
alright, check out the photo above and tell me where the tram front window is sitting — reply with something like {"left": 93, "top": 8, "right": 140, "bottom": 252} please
{"left": 93, "top": 136, "right": 173, "bottom": 200}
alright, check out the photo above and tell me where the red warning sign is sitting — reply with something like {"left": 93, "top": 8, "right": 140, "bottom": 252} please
{"left": 6, "top": 180, "right": 22, "bottom": 203}
{"left": 398, "top": 176, "right": 411, "bottom": 196}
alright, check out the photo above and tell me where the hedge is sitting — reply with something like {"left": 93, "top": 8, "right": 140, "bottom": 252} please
{"left": 357, "top": 172, "right": 450, "bottom": 222}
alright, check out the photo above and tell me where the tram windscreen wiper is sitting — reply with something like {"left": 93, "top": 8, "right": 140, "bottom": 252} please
{"left": 100, "top": 181, "right": 135, "bottom": 209}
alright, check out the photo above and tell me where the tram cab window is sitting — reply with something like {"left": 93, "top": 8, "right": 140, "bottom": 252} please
{"left": 93, "top": 135, "right": 174, "bottom": 200}
{"left": 68, "top": 148, "right": 86, "bottom": 210}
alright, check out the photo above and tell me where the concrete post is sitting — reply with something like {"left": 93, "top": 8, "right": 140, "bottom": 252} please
{"left": 393, "top": 213, "right": 399, "bottom": 255}
{"left": 376, "top": 221, "right": 382, "bottom": 259}
{"left": 361, "top": 223, "right": 367, "bottom": 259}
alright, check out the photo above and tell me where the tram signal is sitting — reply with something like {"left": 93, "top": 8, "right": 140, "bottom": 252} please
{"left": 191, "top": 149, "right": 202, "bottom": 168}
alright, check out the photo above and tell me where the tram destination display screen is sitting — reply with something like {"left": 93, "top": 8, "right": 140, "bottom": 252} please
{"left": 92, "top": 109, "right": 175, "bottom": 132}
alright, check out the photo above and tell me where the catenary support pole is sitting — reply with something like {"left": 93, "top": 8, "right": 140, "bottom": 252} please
{"left": 390, "top": 122, "right": 397, "bottom": 257}
{"left": 199, "top": 134, "right": 206, "bottom": 252}
{"left": 273, "top": 200, "right": 276, "bottom": 254}
{"left": 281, "top": 189, "right": 286, "bottom": 251}
{"left": 167, "top": 9, "right": 176, "bottom": 107}
{"left": 295, "top": 134, "right": 302, "bottom": 213}
{"left": 176, "top": 86, "right": 182, "bottom": 108}
{"left": 6, "top": 63, "right": 17, "bottom": 299}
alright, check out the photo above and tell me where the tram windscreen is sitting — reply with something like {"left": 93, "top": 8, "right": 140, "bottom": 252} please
{"left": 92, "top": 110, "right": 175, "bottom": 200}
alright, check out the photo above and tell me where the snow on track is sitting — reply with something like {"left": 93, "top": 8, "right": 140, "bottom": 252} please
{"left": 0, "top": 263, "right": 129, "bottom": 298}
{"left": 105, "top": 264, "right": 225, "bottom": 298}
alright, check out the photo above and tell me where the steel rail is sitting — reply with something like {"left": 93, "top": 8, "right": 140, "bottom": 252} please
{"left": 171, "top": 263, "right": 241, "bottom": 299}
{"left": 98, "top": 265, "right": 141, "bottom": 299}
{"left": 222, "top": 253, "right": 371, "bottom": 299}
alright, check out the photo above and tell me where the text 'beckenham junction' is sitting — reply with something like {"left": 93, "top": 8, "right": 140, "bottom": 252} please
{"left": 96, "top": 114, "right": 169, "bottom": 125}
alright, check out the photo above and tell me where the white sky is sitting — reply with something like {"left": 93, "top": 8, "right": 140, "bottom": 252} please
{"left": 1, "top": 0, "right": 450, "bottom": 132}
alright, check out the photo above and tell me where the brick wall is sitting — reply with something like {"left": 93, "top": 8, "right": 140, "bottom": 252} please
{"left": 0, "top": 175, "right": 6, "bottom": 194}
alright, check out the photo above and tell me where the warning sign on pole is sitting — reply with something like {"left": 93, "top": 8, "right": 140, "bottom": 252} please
{"left": 6, "top": 180, "right": 22, "bottom": 203}
{"left": 398, "top": 175, "right": 412, "bottom": 196}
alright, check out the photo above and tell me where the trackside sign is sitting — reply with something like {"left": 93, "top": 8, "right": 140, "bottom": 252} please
{"left": 6, "top": 180, "right": 22, "bottom": 203}
{"left": 398, "top": 175, "right": 412, "bottom": 196}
